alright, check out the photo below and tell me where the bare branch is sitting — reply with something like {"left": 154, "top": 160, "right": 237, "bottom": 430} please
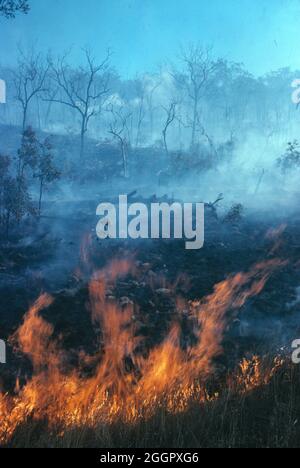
{"left": 46, "top": 48, "right": 112, "bottom": 159}
{"left": 173, "top": 43, "right": 217, "bottom": 147}
{"left": 12, "top": 46, "right": 50, "bottom": 129}
{"left": 162, "top": 101, "right": 177, "bottom": 155}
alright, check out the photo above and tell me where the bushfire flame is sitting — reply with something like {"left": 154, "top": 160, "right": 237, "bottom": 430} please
{"left": 0, "top": 257, "right": 287, "bottom": 444}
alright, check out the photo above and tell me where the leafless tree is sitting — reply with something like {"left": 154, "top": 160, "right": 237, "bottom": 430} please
{"left": 174, "top": 44, "right": 216, "bottom": 148}
{"left": 134, "top": 76, "right": 147, "bottom": 148}
{"left": 145, "top": 75, "right": 161, "bottom": 141}
{"left": 108, "top": 105, "right": 132, "bottom": 178}
{"left": 47, "top": 48, "right": 111, "bottom": 160}
{"left": 176, "top": 111, "right": 218, "bottom": 159}
{"left": 12, "top": 47, "right": 50, "bottom": 130}
{"left": 162, "top": 101, "right": 177, "bottom": 156}
{"left": 134, "top": 74, "right": 162, "bottom": 146}
{"left": 195, "top": 114, "right": 218, "bottom": 159}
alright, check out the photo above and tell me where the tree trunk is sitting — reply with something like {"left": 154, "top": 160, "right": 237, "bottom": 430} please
{"left": 121, "top": 140, "right": 128, "bottom": 178}
{"left": 135, "top": 105, "right": 144, "bottom": 148}
{"left": 162, "top": 129, "right": 168, "bottom": 156}
{"left": 80, "top": 121, "right": 86, "bottom": 160}
{"left": 22, "top": 105, "right": 28, "bottom": 132}
{"left": 191, "top": 98, "right": 198, "bottom": 149}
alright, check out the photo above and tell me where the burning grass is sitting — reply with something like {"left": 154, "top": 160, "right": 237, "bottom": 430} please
{"left": 0, "top": 255, "right": 294, "bottom": 448}
{"left": 3, "top": 357, "right": 299, "bottom": 448}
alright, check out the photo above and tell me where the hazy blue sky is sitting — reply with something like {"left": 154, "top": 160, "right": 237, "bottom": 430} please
{"left": 1, "top": 0, "right": 300, "bottom": 77}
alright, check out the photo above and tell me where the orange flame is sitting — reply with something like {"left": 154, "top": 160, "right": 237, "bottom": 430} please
{"left": 0, "top": 258, "right": 287, "bottom": 444}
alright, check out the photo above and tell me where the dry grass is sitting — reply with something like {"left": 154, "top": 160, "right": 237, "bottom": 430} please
{"left": 5, "top": 362, "right": 300, "bottom": 449}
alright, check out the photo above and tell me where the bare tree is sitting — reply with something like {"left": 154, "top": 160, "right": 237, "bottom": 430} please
{"left": 48, "top": 48, "right": 111, "bottom": 160}
{"left": 145, "top": 75, "right": 161, "bottom": 141}
{"left": 162, "top": 101, "right": 177, "bottom": 156}
{"left": 176, "top": 110, "right": 218, "bottom": 160}
{"left": 174, "top": 44, "right": 216, "bottom": 148}
{"left": 108, "top": 105, "right": 132, "bottom": 178}
{"left": 17, "top": 125, "right": 38, "bottom": 179}
{"left": 12, "top": 47, "right": 49, "bottom": 130}
{"left": 0, "top": 0, "right": 29, "bottom": 18}
{"left": 134, "top": 76, "right": 147, "bottom": 148}
{"left": 195, "top": 114, "right": 218, "bottom": 159}
{"left": 134, "top": 74, "right": 161, "bottom": 146}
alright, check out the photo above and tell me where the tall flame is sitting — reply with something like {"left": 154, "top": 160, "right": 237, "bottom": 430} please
{"left": 0, "top": 257, "right": 287, "bottom": 444}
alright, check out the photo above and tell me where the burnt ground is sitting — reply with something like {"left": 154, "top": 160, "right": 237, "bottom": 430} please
{"left": 1, "top": 197, "right": 300, "bottom": 394}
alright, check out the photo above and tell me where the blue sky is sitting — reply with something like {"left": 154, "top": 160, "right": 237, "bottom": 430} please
{"left": 1, "top": 0, "right": 300, "bottom": 77}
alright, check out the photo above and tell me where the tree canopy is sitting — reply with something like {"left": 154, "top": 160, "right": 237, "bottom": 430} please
{"left": 0, "top": 0, "right": 29, "bottom": 19}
